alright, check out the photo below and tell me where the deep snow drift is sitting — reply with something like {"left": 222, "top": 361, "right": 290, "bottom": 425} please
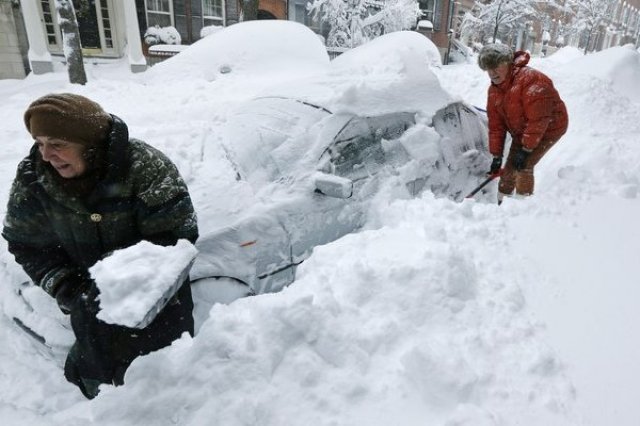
{"left": 0, "top": 23, "right": 639, "bottom": 426}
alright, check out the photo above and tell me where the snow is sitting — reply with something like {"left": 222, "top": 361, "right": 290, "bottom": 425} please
{"left": 147, "top": 20, "right": 330, "bottom": 83}
{"left": 91, "top": 240, "right": 198, "bottom": 328}
{"left": 1, "top": 21, "right": 639, "bottom": 426}
{"left": 144, "top": 25, "right": 182, "bottom": 45}
{"left": 257, "top": 31, "right": 450, "bottom": 117}
{"left": 148, "top": 44, "right": 189, "bottom": 54}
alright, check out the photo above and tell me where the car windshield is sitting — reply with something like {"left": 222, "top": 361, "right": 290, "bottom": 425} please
{"left": 222, "top": 97, "right": 332, "bottom": 185}
{"left": 319, "top": 113, "right": 417, "bottom": 181}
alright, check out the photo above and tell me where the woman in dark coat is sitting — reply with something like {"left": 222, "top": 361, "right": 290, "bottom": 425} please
{"left": 2, "top": 93, "right": 199, "bottom": 398}
{"left": 478, "top": 44, "right": 569, "bottom": 202}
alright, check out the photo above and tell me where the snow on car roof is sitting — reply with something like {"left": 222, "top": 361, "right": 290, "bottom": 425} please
{"left": 255, "top": 31, "right": 454, "bottom": 118}
{"left": 147, "top": 21, "right": 453, "bottom": 119}
{"left": 146, "top": 20, "right": 331, "bottom": 82}
{"left": 216, "top": 31, "right": 458, "bottom": 187}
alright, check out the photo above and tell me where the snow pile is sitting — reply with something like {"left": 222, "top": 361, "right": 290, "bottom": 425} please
{"left": 328, "top": 31, "right": 449, "bottom": 115}
{"left": 91, "top": 240, "right": 198, "bottom": 328}
{"left": 262, "top": 31, "right": 452, "bottom": 117}
{"left": 539, "top": 46, "right": 584, "bottom": 67}
{"left": 557, "top": 45, "right": 640, "bottom": 104}
{"left": 147, "top": 20, "right": 330, "bottom": 82}
{"left": 64, "top": 195, "right": 574, "bottom": 425}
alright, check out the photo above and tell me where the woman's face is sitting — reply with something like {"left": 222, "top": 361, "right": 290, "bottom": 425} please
{"left": 487, "top": 63, "right": 512, "bottom": 85}
{"left": 35, "top": 136, "right": 87, "bottom": 178}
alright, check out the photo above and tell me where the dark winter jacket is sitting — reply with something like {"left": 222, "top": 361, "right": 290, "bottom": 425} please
{"left": 2, "top": 115, "right": 199, "bottom": 297}
{"left": 487, "top": 51, "right": 569, "bottom": 156}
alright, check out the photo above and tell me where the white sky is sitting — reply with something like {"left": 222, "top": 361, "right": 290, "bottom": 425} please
{"left": 0, "top": 22, "right": 639, "bottom": 426}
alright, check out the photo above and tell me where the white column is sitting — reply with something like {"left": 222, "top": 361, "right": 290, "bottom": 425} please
{"left": 122, "top": 0, "right": 146, "bottom": 73}
{"left": 19, "top": 0, "right": 53, "bottom": 74}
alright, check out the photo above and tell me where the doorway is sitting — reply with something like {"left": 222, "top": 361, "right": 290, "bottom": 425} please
{"left": 73, "top": 0, "right": 101, "bottom": 50}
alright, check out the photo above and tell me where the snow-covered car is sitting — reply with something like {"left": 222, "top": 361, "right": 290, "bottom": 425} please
{"left": 191, "top": 97, "right": 489, "bottom": 300}
{"left": 190, "top": 30, "right": 491, "bottom": 305}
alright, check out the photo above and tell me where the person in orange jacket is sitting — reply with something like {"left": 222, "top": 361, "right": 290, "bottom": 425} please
{"left": 478, "top": 44, "right": 568, "bottom": 203}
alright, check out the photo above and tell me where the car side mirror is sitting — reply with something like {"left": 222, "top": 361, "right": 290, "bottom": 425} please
{"left": 313, "top": 172, "right": 353, "bottom": 198}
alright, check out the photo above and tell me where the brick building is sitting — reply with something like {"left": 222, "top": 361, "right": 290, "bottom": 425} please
{"left": 2, "top": 0, "right": 640, "bottom": 79}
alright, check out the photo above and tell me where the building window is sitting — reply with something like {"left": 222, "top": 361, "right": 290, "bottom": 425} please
{"left": 418, "top": 0, "right": 436, "bottom": 24}
{"left": 293, "top": 0, "right": 322, "bottom": 32}
{"left": 100, "top": 0, "right": 113, "bottom": 48}
{"left": 202, "top": 0, "right": 224, "bottom": 26}
{"left": 146, "top": 0, "right": 173, "bottom": 27}
{"left": 40, "top": 0, "right": 59, "bottom": 46}
{"left": 418, "top": 0, "right": 441, "bottom": 31}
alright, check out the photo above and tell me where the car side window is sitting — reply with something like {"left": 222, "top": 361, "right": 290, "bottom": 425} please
{"left": 327, "top": 118, "right": 382, "bottom": 180}
{"left": 324, "top": 113, "right": 416, "bottom": 181}
{"left": 433, "top": 102, "right": 487, "bottom": 154}
{"left": 368, "top": 112, "right": 415, "bottom": 141}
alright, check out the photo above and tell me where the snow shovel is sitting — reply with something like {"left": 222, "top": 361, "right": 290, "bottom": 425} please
{"left": 465, "top": 169, "right": 502, "bottom": 199}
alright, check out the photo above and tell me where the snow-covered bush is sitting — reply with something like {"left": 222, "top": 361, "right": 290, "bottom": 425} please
{"left": 308, "top": 0, "right": 420, "bottom": 50}
{"left": 144, "top": 25, "right": 182, "bottom": 46}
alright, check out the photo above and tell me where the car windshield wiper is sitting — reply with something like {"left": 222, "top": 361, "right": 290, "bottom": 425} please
{"left": 253, "top": 96, "right": 333, "bottom": 114}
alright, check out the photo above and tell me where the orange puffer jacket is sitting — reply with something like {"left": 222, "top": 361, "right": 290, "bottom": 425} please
{"left": 487, "top": 51, "right": 568, "bottom": 156}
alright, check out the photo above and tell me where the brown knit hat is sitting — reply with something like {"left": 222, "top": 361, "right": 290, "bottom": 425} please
{"left": 24, "top": 93, "right": 112, "bottom": 146}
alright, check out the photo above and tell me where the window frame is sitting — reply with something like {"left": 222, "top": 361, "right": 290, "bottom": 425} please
{"left": 37, "top": 0, "right": 116, "bottom": 55}
{"left": 202, "top": 0, "right": 225, "bottom": 26}
{"left": 145, "top": 0, "right": 174, "bottom": 28}
{"left": 418, "top": 0, "right": 439, "bottom": 31}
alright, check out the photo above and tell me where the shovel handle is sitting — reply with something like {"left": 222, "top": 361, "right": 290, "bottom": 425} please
{"left": 465, "top": 169, "right": 502, "bottom": 199}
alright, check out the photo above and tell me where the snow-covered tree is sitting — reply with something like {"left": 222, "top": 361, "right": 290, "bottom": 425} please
{"left": 382, "top": 0, "right": 421, "bottom": 33}
{"left": 54, "top": 0, "right": 87, "bottom": 85}
{"left": 570, "top": 0, "right": 614, "bottom": 53}
{"left": 460, "top": 0, "right": 539, "bottom": 45}
{"left": 308, "top": 0, "right": 420, "bottom": 49}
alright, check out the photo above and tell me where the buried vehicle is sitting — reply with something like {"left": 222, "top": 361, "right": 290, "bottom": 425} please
{"left": 191, "top": 99, "right": 491, "bottom": 311}
{"left": 190, "top": 32, "right": 493, "bottom": 313}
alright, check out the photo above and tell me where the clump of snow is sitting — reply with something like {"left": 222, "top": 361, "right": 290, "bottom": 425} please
{"left": 144, "top": 25, "right": 182, "bottom": 45}
{"left": 91, "top": 240, "right": 198, "bottom": 328}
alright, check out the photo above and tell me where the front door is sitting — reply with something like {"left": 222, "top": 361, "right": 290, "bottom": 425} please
{"left": 74, "top": 0, "right": 101, "bottom": 51}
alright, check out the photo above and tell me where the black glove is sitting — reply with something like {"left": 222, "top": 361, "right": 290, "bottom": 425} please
{"left": 513, "top": 148, "right": 531, "bottom": 171}
{"left": 54, "top": 276, "right": 93, "bottom": 314}
{"left": 488, "top": 156, "right": 502, "bottom": 176}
